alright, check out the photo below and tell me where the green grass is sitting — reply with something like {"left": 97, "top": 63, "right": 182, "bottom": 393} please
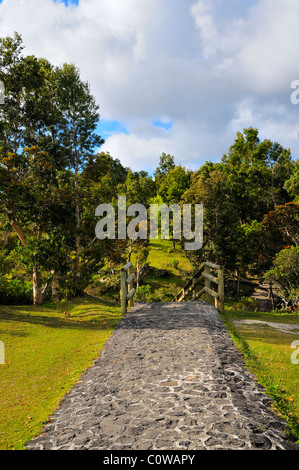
{"left": 144, "top": 239, "right": 193, "bottom": 290}
{"left": 222, "top": 308, "right": 299, "bottom": 443}
{"left": 0, "top": 297, "right": 122, "bottom": 450}
{"left": 87, "top": 239, "right": 194, "bottom": 301}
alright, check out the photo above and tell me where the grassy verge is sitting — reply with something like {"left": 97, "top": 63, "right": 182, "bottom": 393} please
{"left": 221, "top": 308, "right": 299, "bottom": 443}
{"left": 0, "top": 297, "right": 122, "bottom": 450}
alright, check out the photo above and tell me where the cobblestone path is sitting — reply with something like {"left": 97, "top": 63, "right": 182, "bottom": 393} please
{"left": 26, "top": 301, "right": 299, "bottom": 450}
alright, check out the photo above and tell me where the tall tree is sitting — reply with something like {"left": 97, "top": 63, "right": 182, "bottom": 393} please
{"left": 0, "top": 33, "right": 70, "bottom": 304}
{"left": 55, "top": 63, "right": 104, "bottom": 292}
{"left": 221, "top": 128, "right": 294, "bottom": 223}
{"left": 154, "top": 153, "right": 175, "bottom": 190}
{"left": 0, "top": 34, "right": 105, "bottom": 303}
{"left": 157, "top": 164, "right": 191, "bottom": 205}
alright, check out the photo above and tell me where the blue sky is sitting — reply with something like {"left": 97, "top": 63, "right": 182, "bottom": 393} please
{"left": 54, "top": 0, "right": 79, "bottom": 5}
{"left": 0, "top": 0, "right": 298, "bottom": 172}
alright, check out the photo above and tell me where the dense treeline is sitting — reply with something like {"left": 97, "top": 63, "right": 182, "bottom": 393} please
{"left": 0, "top": 34, "right": 298, "bottom": 308}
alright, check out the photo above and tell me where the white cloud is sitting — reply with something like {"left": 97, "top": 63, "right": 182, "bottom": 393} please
{"left": 234, "top": 0, "right": 299, "bottom": 94}
{"left": 190, "top": 0, "right": 219, "bottom": 58}
{"left": 0, "top": 0, "right": 298, "bottom": 172}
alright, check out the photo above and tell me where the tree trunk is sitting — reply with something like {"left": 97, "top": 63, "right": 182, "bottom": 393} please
{"left": 237, "top": 271, "right": 241, "bottom": 297}
{"left": 33, "top": 267, "right": 43, "bottom": 305}
{"left": 269, "top": 281, "right": 276, "bottom": 311}
{"left": 7, "top": 216, "right": 26, "bottom": 247}
{"left": 51, "top": 275, "right": 60, "bottom": 302}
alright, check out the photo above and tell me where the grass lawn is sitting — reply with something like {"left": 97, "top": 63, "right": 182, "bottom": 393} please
{"left": 0, "top": 297, "right": 122, "bottom": 450}
{"left": 141, "top": 239, "right": 193, "bottom": 294}
{"left": 222, "top": 308, "right": 299, "bottom": 443}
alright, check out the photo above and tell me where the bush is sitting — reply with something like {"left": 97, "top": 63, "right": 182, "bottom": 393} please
{"left": 234, "top": 296, "right": 259, "bottom": 311}
{"left": 158, "top": 286, "right": 176, "bottom": 302}
{"left": 134, "top": 285, "right": 159, "bottom": 303}
{"left": 135, "top": 285, "right": 176, "bottom": 303}
{"left": 171, "top": 258, "right": 179, "bottom": 269}
{"left": 266, "top": 246, "right": 299, "bottom": 309}
{"left": 0, "top": 275, "right": 33, "bottom": 305}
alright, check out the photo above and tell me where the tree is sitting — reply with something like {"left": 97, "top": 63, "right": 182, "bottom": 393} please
{"left": 157, "top": 165, "right": 191, "bottom": 205}
{"left": 55, "top": 63, "right": 104, "bottom": 292}
{"left": 266, "top": 246, "right": 299, "bottom": 309}
{"left": 182, "top": 168, "right": 239, "bottom": 271}
{"left": 284, "top": 159, "right": 299, "bottom": 202}
{"left": 181, "top": 129, "right": 296, "bottom": 285}
{"left": 0, "top": 34, "right": 72, "bottom": 304}
{"left": 154, "top": 153, "right": 175, "bottom": 190}
{"left": 0, "top": 34, "right": 105, "bottom": 303}
{"left": 221, "top": 128, "right": 294, "bottom": 224}
{"left": 262, "top": 203, "right": 299, "bottom": 247}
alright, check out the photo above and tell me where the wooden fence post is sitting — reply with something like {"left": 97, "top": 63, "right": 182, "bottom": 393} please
{"left": 128, "top": 265, "right": 134, "bottom": 308}
{"left": 192, "top": 277, "right": 196, "bottom": 300}
{"left": 120, "top": 269, "right": 128, "bottom": 315}
{"left": 217, "top": 267, "right": 225, "bottom": 313}
{"left": 205, "top": 265, "right": 213, "bottom": 304}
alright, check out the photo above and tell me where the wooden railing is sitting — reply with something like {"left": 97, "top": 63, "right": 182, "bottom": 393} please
{"left": 173, "top": 262, "right": 225, "bottom": 313}
{"left": 120, "top": 262, "right": 136, "bottom": 315}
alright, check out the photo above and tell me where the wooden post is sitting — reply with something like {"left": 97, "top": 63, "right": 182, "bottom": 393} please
{"left": 120, "top": 269, "right": 128, "bottom": 315}
{"left": 128, "top": 265, "right": 134, "bottom": 308}
{"left": 217, "top": 267, "right": 225, "bottom": 313}
{"left": 205, "top": 265, "right": 213, "bottom": 304}
{"left": 192, "top": 275, "right": 199, "bottom": 300}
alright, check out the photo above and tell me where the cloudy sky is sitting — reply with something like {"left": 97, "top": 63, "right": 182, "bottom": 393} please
{"left": 0, "top": 0, "right": 299, "bottom": 173}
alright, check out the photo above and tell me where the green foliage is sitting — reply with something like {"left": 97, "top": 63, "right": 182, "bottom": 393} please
{"left": 170, "top": 258, "right": 179, "bottom": 269}
{"left": 124, "top": 169, "right": 156, "bottom": 207}
{"left": 154, "top": 153, "right": 175, "bottom": 190}
{"left": 0, "top": 33, "right": 298, "bottom": 307}
{"left": 157, "top": 164, "right": 191, "bottom": 205}
{"left": 233, "top": 296, "right": 259, "bottom": 311}
{"left": 221, "top": 128, "right": 293, "bottom": 222}
{"left": 183, "top": 128, "right": 297, "bottom": 280}
{"left": 266, "top": 246, "right": 299, "bottom": 308}
{"left": 134, "top": 285, "right": 157, "bottom": 302}
{"left": 134, "top": 284, "right": 176, "bottom": 303}
{"left": 284, "top": 160, "right": 299, "bottom": 201}
{"left": 0, "top": 275, "right": 32, "bottom": 305}
{"left": 262, "top": 202, "right": 299, "bottom": 247}
{"left": 0, "top": 33, "right": 107, "bottom": 304}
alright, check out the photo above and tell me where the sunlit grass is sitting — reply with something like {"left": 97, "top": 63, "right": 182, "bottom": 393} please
{"left": 146, "top": 238, "right": 193, "bottom": 289}
{"left": 223, "top": 309, "right": 299, "bottom": 443}
{"left": 0, "top": 297, "right": 122, "bottom": 450}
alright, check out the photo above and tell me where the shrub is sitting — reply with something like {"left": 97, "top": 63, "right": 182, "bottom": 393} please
{"left": 234, "top": 296, "right": 259, "bottom": 311}
{"left": 134, "top": 285, "right": 159, "bottom": 303}
{"left": 171, "top": 258, "right": 179, "bottom": 270}
{"left": 135, "top": 285, "right": 176, "bottom": 303}
{"left": 0, "top": 275, "right": 33, "bottom": 305}
{"left": 266, "top": 246, "right": 299, "bottom": 309}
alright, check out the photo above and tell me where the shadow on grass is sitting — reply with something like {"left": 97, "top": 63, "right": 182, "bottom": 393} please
{"left": 0, "top": 300, "right": 122, "bottom": 334}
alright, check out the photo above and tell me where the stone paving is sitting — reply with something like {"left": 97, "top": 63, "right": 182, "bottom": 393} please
{"left": 26, "top": 301, "right": 299, "bottom": 450}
